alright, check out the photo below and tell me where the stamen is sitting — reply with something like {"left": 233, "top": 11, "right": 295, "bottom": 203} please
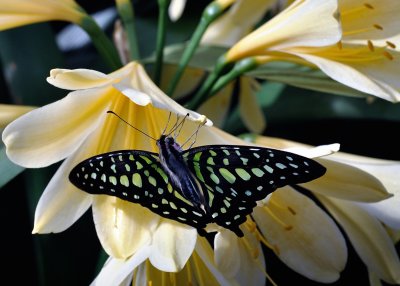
{"left": 383, "top": 51, "right": 394, "bottom": 60}
{"left": 273, "top": 244, "right": 280, "bottom": 256}
{"left": 266, "top": 202, "right": 294, "bottom": 230}
{"left": 148, "top": 281, "right": 152, "bottom": 286}
{"left": 364, "top": 3, "right": 374, "bottom": 9}
{"left": 337, "top": 41, "right": 343, "bottom": 50}
{"left": 373, "top": 24, "right": 383, "bottom": 30}
{"left": 245, "top": 219, "right": 257, "bottom": 233}
{"left": 386, "top": 41, "right": 396, "bottom": 49}
{"left": 241, "top": 238, "right": 278, "bottom": 286}
{"left": 367, "top": 40, "right": 375, "bottom": 52}
{"left": 186, "top": 258, "right": 193, "bottom": 286}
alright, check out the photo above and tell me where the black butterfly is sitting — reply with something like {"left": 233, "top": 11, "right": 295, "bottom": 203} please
{"left": 69, "top": 129, "right": 326, "bottom": 237}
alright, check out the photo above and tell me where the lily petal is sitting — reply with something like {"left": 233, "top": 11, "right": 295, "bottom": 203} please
{"left": 92, "top": 197, "right": 159, "bottom": 259}
{"left": 226, "top": 0, "right": 341, "bottom": 61}
{"left": 304, "top": 158, "right": 392, "bottom": 202}
{"left": 32, "top": 154, "right": 92, "bottom": 233}
{"left": 253, "top": 187, "right": 347, "bottom": 283}
{"left": 91, "top": 246, "right": 151, "bottom": 286}
{"left": 2, "top": 87, "right": 111, "bottom": 168}
{"left": 47, "top": 69, "right": 116, "bottom": 90}
{"left": 214, "top": 229, "right": 241, "bottom": 277}
{"left": 318, "top": 196, "right": 400, "bottom": 284}
{"left": 149, "top": 220, "right": 197, "bottom": 272}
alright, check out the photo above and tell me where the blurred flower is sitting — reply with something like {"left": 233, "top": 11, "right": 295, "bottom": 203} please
{"left": 0, "top": 0, "right": 87, "bottom": 30}
{"left": 225, "top": 0, "right": 400, "bottom": 102}
{"left": 251, "top": 135, "right": 400, "bottom": 284}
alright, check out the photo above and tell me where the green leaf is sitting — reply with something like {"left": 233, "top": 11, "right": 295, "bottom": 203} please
{"left": 0, "top": 145, "right": 25, "bottom": 188}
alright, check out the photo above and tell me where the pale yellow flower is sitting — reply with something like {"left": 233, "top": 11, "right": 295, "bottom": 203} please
{"left": 225, "top": 0, "right": 400, "bottom": 102}
{"left": 2, "top": 62, "right": 214, "bottom": 271}
{"left": 252, "top": 135, "right": 400, "bottom": 284}
{"left": 0, "top": 0, "right": 86, "bottom": 30}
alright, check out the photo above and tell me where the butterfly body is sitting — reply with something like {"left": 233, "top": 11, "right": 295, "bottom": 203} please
{"left": 69, "top": 135, "right": 326, "bottom": 237}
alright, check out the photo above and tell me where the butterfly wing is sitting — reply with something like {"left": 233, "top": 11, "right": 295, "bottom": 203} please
{"left": 69, "top": 150, "right": 211, "bottom": 234}
{"left": 183, "top": 145, "right": 326, "bottom": 235}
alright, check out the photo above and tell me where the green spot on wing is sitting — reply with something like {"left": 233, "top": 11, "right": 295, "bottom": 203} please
{"left": 219, "top": 168, "right": 236, "bottom": 184}
{"left": 132, "top": 173, "right": 142, "bottom": 187}
{"left": 235, "top": 168, "right": 251, "bottom": 181}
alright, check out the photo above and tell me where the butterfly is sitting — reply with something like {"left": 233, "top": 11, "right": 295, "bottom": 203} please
{"left": 69, "top": 114, "right": 326, "bottom": 237}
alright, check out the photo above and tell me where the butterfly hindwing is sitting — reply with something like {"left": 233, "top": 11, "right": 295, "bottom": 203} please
{"left": 69, "top": 150, "right": 211, "bottom": 232}
{"left": 183, "top": 145, "right": 326, "bottom": 234}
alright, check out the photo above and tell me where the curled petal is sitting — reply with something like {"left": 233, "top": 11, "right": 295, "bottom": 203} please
{"left": 149, "top": 220, "right": 197, "bottom": 272}
{"left": 253, "top": 187, "right": 347, "bottom": 283}
{"left": 47, "top": 69, "right": 116, "bottom": 90}
{"left": 319, "top": 196, "right": 400, "bottom": 284}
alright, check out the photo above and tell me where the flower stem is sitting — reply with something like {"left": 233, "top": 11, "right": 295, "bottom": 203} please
{"left": 80, "top": 16, "right": 122, "bottom": 70}
{"left": 154, "top": 0, "right": 171, "bottom": 86}
{"left": 115, "top": 0, "right": 140, "bottom": 61}
{"left": 209, "top": 57, "right": 258, "bottom": 96}
{"left": 166, "top": 0, "right": 234, "bottom": 97}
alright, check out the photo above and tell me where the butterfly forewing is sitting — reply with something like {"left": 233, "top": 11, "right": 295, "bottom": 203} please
{"left": 69, "top": 150, "right": 211, "bottom": 232}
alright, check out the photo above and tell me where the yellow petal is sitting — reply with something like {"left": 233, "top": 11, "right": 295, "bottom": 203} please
{"left": 2, "top": 87, "right": 111, "bottom": 168}
{"left": 287, "top": 48, "right": 400, "bottom": 102}
{"left": 253, "top": 187, "right": 347, "bottom": 283}
{"left": 91, "top": 247, "right": 151, "bottom": 286}
{"left": 226, "top": 0, "right": 341, "bottom": 61}
{"left": 340, "top": 0, "right": 400, "bottom": 41}
{"left": 318, "top": 196, "right": 400, "bottom": 284}
{"left": 0, "top": 0, "right": 85, "bottom": 30}
{"left": 32, "top": 154, "right": 93, "bottom": 233}
{"left": 149, "top": 220, "right": 197, "bottom": 272}
{"left": 92, "top": 196, "right": 158, "bottom": 259}
{"left": 0, "top": 104, "right": 35, "bottom": 129}
{"left": 47, "top": 69, "right": 116, "bottom": 90}
{"left": 304, "top": 158, "right": 392, "bottom": 202}
{"left": 201, "top": 0, "right": 277, "bottom": 46}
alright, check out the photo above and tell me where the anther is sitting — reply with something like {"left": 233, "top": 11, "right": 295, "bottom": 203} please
{"left": 364, "top": 3, "right": 374, "bottom": 9}
{"left": 337, "top": 41, "right": 343, "bottom": 50}
{"left": 367, "top": 40, "right": 375, "bottom": 52}
{"left": 386, "top": 41, "right": 396, "bottom": 49}
{"left": 383, "top": 51, "right": 394, "bottom": 61}
{"left": 148, "top": 281, "right": 153, "bottom": 286}
{"left": 373, "top": 24, "right": 383, "bottom": 30}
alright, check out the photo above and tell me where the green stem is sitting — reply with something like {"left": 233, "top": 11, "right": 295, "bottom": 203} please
{"left": 209, "top": 57, "right": 258, "bottom": 96}
{"left": 116, "top": 0, "right": 140, "bottom": 61}
{"left": 166, "top": 1, "right": 232, "bottom": 96}
{"left": 186, "top": 54, "right": 230, "bottom": 110}
{"left": 80, "top": 16, "right": 122, "bottom": 70}
{"left": 154, "top": 0, "right": 171, "bottom": 86}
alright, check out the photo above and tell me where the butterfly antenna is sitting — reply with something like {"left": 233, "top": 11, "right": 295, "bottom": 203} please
{"left": 161, "top": 112, "right": 172, "bottom": 135}
{"left": 181, "top": 119, "right": 206, "bottom": 149}
{"left": 106, "top": 111, "right": 157, "bottom": 141}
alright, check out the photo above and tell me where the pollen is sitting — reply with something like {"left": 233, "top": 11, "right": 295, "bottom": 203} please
{"left": 373, "top": 24, "right": 383, "bottom": 30}
{"left": 288, "top": 206, "right": 297, "bottom": 215}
